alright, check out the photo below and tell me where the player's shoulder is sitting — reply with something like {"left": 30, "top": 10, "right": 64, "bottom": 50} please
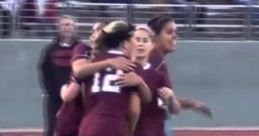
{"left": 94, "top": 50, "right": 127, "bottom": 61}
{"left": 147, "top": 68, "right": 165, "bottom": 78}
{"left": 72, "top": 42, "right": 93, "bottom": 60}
{"left": 143, "top": 63, "right": 166, "bottom": 79}
{"left": 149, "top": 49, "right": 164, "bottom": 69}
{"left": 74, "top": 42, "right": 92, "bottom": 51}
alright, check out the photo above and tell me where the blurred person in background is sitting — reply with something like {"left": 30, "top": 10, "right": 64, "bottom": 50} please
{"left": 20, "top": 0, "right": 57, "bottom": 37}
{"left": 20, "top": 0, "right": 37, "bottom": 33}
{"left": 168, "top": 0, "right": 189, "bottom": 24}
{"left": 169, "top": 0, "right": 207, "bottom": 31}
{"left": 38, "top": 15, "right": 81, "bottom": 136}
{"left": 0, "top": 0, "right": 22, "bottom": 37}
{"left": 0, "top": 0, "right": 11, "bottom": 37}
{"left": 230, "top": 0, "right": 259, "bottom": 33}
{"left": 37, "top": 0, "right": 58, "bottom": 36}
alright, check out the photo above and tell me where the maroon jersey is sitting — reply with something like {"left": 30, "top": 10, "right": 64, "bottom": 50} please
{"left": 71, "top": 43, "right": 93, "bottom": 62}
{"left": 149, "top": 48, "right": 172, "bottom": 88}
{"left": 55, "top": 76, "right": 86, "bottom": 136}
{"left": 39, "top": 39, "right": 84, "bottom": 100}
{"left": 134, "top": 63, "right": 170, "bottom": 136}
{"left": 79, "top": 50, "right": 142, "bottom": 136}
{"left": 55, "top": 94, "right": 84, "bottom": 136}
{"left": 55, "top": 44, "right": 92, "bottom": 136}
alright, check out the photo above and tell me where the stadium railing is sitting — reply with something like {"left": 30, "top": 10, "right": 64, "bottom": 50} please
{"left": 0, "top": 1, "right": 258, "bottom": 40}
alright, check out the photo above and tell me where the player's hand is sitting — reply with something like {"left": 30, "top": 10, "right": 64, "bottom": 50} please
{"left": 116, "top": 72, "right": 142, "bottom": 87}
{"left": 193, "top": 101, "right": 213, "bottom": 118}
{"left": 107, "top": 57, "right": 136, "bottom": 71}
{"left": 157, "top": 87, "right": 175, "bottom": 101}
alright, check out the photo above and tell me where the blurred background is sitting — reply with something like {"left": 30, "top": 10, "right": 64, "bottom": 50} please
{"left": 0, "top": 0, "right": 259, "bottom": 40}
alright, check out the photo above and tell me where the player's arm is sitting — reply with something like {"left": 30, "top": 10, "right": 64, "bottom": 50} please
{"left": 157, "top": 72, "right": 181, "bottom": 114}
{"left": 71, "top": 44, "right": 134, "bottom": 78}
{"left": 72, "top": 57, "right": 136, "bottom": 79}
{"left": 158, "top": 87, "right": 181, "bottom": 114}
{"left": 178, "top": 97, "right": 213, "bottom": 118}
{"left": 136, "top": 77, "right": 152, "bottom": 103}
{"left": 60, "top": 77, "right": 81, "bottom": 102}
{"left": 73, "top": 58, "right": 109, "bottom": 78}
{"left": 127, "top": 91, "right": 141, "bottom": 135}
{"left": 116, "top": 72, "right": 152, "bottom": 103}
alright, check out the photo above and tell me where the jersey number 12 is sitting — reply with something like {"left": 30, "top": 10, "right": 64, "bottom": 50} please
{"left": 91, "top": 69, "right": 123, "bottom": 93}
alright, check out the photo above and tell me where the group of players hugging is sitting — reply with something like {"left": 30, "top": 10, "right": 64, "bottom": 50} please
{"left": 39, "top": 14, "right": 213, "bottom": 136}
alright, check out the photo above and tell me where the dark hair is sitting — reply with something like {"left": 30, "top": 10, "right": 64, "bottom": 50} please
{"left": 95, "top": 21, "right": 135, "bottom": 52}
{"left": 147, "top": 15, "right": 174, "bottom": 35}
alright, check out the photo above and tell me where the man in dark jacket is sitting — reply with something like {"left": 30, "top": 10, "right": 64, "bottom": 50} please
{"left": 38, "top": 15, "right": 81, "bottom": 136}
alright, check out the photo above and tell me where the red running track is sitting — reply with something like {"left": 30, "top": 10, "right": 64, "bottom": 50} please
{"left": 1, "top": 127, "right": 259, "bottom": 136}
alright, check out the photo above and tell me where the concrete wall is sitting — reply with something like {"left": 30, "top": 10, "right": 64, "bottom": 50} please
{"left": 0, "top": 40, "right": 258, "bottom": 128}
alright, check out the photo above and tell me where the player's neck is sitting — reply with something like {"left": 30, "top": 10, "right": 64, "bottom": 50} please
{"left": 135, "top": 57, "right": 148, "bottom": 67}
{"left": 121, "top": 47, "right": 130, "bottom": 57}
{"left": 154, "top": 44, "right": 168, "bottom": 57}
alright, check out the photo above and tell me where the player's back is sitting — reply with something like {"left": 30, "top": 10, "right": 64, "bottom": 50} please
{"left": 86, "top": 50, "right": 135, "bottom": 117}
{"left": 79, "top": 50, "right": 137, "bottom": 136}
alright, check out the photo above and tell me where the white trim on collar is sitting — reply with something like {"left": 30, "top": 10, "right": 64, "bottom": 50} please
{"left": 108, "top": 50, "right": 124, "bottom": 55}
{"left": 59, "top": 42, "right": 72, "bottom": 48}
{"left": 143, "top": 62, "right": 151, "bottom": 70}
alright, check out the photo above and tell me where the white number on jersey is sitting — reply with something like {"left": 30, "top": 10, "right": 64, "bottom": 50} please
{"left": 91, "top": 69, "right": 123, "bottom": 93}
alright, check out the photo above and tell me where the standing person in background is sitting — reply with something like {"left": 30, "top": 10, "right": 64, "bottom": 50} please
{"left": 38, "top": 15, "right": 81, "bottom": 136}
{"left": 39, "top": 0, "right": 57, "bottom": 24}
{"left": 20, "top": 0, "right": 57, "bottom": 36}
{"left": 0, "top": 0, "right": 11, "bottom": 37}
{"left": 37, "top": 0, "right": 58, "bottom": 36}
{"left": 20, "top": 0, "right": 37, "bottom": 33}
{"left": 147, "top": 15, "right": 213, "bottom": 136}
{"left": 0, "top": 0, "right": 22, "bottom": 37}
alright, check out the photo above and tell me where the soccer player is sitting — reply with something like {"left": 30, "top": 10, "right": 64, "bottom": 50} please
{"left": 89, "top": 22, "right": 108, "bottom": 49}
{"left": 54, "top": 76, "right": 85, "bottom": 136}
{"left": 147, "top": 15, "right": 213, "bottom": 136}
{"left": 117, "top": 25, "right": 181, "bottom": 136}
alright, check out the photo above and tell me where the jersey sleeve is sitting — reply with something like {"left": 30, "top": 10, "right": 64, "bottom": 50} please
{"left": 70, "top": 75, "right": 83, "bottom": 84}
{"left": 157, "top": 71, "right": 172, "bottom": 89}
{"left": 122, "top": 62, "right": 144, "bottom": 93}
{"left": 71, "top": 43, "right": 92, "bottom": 62}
